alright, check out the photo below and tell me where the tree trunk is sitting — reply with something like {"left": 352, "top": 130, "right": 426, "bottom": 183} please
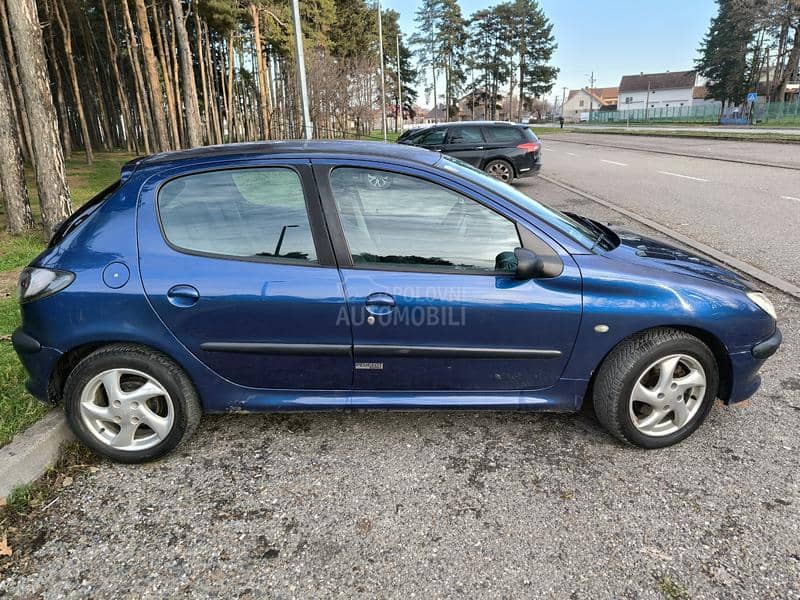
{"left": 207, "top": 25, "right": 223, "bottom": 144}
{"left": 775, "top": 26, "right": 800, "bottom": 102}
{"left": 0, "top": 39, "right": 34, "bottom": 234}
{"left": 226, "top": 33, "right": 236, "bottom": 141}
{"left": 171, "top": 0, "right": 202, "bottom": 147}
{"left": 149, "top": 1, "right": 180, "bottom": 148}
{"left": 79, "top": 12, "right": 113, "bottom": 151}
{"left": 0, "top": 0, "right": 33, "bottom": 163}
{"left": 166, "top": 7, "right": 185, "bottom": 146}
{"left": 100, "top": 0, "right": 134, "bottom": 152}
{"left": 54, "top": 0, "right": 93, "bottom": 164}
{"left": 193, "top": 10, "right": 212, "bottom": 143}
{"left": 122, "top": 0, "right": 152, "bottom": 154}
{"left": 43, "top": 0, "right": 72, "bottom": 159}
{"left": 5, "top": 0, "right": 72, "bottom": 239}
{"left": 133, "top": 0, "right": 169, "bottom": 151}
{"left": 250, "top": 4, "right": 272, "bottom": 139}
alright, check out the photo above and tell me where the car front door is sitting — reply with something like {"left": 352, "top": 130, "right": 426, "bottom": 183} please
{"left": 315, "top": 160, "right": 583, "bottom": 401}
{"left": 410, "top": 127, "right": 447, "bottom": 152}
{"left": 442, "top": 125, "right": 487, "bottom": 167}
{"left": 137, "top": 160, "right": 353, "bottom": 391}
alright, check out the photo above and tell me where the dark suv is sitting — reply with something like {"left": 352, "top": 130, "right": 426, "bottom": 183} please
{"left": 397, "top": 121, "right": 541, "bottom": 182}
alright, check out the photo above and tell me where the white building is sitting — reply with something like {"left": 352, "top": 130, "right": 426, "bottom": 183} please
{"left": 618, "top": 70, "right": 698, "bottom": 111}
{"left": 561, "top": 87, "right": 618, "bottom": 122}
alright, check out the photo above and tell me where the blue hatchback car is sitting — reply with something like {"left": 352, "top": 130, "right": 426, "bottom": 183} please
{"left": 13, "top": 141, "right": 781, "bottom": 462}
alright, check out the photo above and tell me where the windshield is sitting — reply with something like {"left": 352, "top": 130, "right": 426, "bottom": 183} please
{"left": 435, "top": 155, "right": 597, "bottom": 249}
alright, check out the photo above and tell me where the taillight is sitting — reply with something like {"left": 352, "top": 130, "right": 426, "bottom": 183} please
{"left": 18, "top": 267, "right": 75, "bottom": 304}
{"left": 517, "top": 142, "right": 540, "bottom": 153}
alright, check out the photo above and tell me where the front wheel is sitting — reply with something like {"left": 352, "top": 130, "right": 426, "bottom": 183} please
{"left": 593, "top": 328, "right": 719, "bottom": 448}
{"left": 64, "top": 344, "right": 202, "bottom": 463}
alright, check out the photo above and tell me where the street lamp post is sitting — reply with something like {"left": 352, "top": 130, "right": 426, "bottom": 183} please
{"left": 377, "top": 0, "right": 387, "bottom": 142}
{"left": 291, "top": 0, "right": 312, "bottom": 139}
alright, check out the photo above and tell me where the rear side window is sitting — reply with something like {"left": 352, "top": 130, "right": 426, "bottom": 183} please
{"left": 48, "top": 180, "right": 121, "bottom": 247}
{"left": 448, "top": 126, "right": 485, "bottom": 144}
{"left": 158, "top": 168, "right": 317, "bottom": 263}
{"left": 485, "top": 127, "right": 525, "bottom": 143}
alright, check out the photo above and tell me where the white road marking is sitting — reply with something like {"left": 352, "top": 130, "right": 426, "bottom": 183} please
{"left": 566, "top": 152, "right": 579, "bottom": 157}
{"left": 543, "top": 147, "right": 555, "bottom": 152}
{"left": 781, "top": 195, "right": 800, "bottom": 202}
{"left": 657, "top": 170, "right": 708, "bottom": 182}
{"left": 601, "top": 159, "right": 627, "bottom": 166}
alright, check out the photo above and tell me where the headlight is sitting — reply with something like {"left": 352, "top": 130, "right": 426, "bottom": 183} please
{"left": 18, "top": 267, "right": 74, "bottom": 304}
{"left": 747, "top": 292, "right": 777, "bottom": 320}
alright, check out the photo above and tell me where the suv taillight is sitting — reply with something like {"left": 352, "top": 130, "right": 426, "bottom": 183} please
{"left": 517, "top": 142, "right": 540, "bottom": 153}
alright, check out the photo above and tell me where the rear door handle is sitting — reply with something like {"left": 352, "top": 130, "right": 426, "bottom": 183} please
{"left": 365, "top": 292, "right": 396, "bottom": 316}
{"left": 167, "top": 284, "right": 200, "bottom": 308}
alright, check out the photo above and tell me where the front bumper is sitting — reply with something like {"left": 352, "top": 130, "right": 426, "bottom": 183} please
{"left": 11, "top": 328, "right": 62, "bottom": 403}
{"left": 725, "top": 327, "right": 782, "bottom": 404}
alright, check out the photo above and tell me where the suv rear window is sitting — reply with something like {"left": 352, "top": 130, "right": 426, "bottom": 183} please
{"left": 485, "top": 127, "right": 525, "bottom": 143}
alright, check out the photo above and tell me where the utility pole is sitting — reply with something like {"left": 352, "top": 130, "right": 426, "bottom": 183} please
{"left": 561, "top": 86, "right": 567, "bottom": 116}
{"left": 377, "top": 0, "right": 387, "bottom": 142}
{"left": 291, "top": 0, "right": 312, "bottom": 139}
{"left": 396, "top": 34, "right": 402, "bottom": 133}
{"left": 588, "top": 71, "right": 595, "bottom": 121}
{"left": 644, "top": 80, "right": 651, "bottom": 122}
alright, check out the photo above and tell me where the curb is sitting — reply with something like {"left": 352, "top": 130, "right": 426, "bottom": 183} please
{"left": 539, "top": 174, "right": 800, "bottom": 301}
{"left": 0, "top": 410, "right": 73, "bottom": 500}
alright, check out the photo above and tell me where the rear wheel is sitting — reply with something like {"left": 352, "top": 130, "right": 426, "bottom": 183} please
{"left": 593, "top": 328, "right": 719, "bottom": 448}
{"left": 64, "top": 344, "right": 201, "bottom": 463}
{"left": 484, "top": 159, "right": 514, "bottom": 183}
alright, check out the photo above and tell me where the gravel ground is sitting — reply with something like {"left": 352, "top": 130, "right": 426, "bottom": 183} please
{"left": 1, "top": 181, "right": 798, "bottom": 599}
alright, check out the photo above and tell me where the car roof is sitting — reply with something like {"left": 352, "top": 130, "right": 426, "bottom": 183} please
{"left": 120, "top": 140, "right": 441, "bottom": 181}
{"left": 421, "top": 121, "right": 523, "bottom": 129}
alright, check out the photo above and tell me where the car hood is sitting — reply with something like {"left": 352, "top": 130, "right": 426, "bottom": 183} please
{"left": 608, "top": 228, "right": 755, "bottom": 292}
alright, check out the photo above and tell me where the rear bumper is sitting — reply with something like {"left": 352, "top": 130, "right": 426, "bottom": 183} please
{"left": 516, "top": 158, "right": 541, "bottom": 178}
{"left": 12, "top": 328, "right": 62, "bottom": 404}
{"left": 725, "top": 327, "right": 782, "bottom": 404}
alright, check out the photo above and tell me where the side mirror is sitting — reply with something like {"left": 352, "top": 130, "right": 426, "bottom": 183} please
{"left": 513, "top": 247, "right": 544, "bottom": 280}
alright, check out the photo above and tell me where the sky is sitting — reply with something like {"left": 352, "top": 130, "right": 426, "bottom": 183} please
{"left": 381, "top": 0, "right": 719, "bottom": 108}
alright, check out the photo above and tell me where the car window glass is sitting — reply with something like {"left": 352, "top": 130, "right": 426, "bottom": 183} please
{"left": 485, "top": 127, "right": 524, "bottom": 143}
{"left": 330, "top": 167, "right": 520, "bottom": 273}
{"left": 415, "top": 128, "right": 446, "bottom": 146}
{"left": 448, "top": 126, "right": 485, "bottom": 144}
{"left": 158, "top": 168, "right": 317, "bottom": 263}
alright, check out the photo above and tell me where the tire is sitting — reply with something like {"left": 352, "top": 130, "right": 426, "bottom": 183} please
{"left": 63, "top": 344, "right": 202, "bottom": 463}
{"left": 593, "top": 328, "right": 719, "bottom": 449}
{"left": 484, "top": 159, "right": 514, "bottom": 183}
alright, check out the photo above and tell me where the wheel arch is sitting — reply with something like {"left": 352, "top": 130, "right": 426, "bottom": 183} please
{"left": 47, "top": 341, "right": 199, "bottom": 404}
{"left": 584, "top": 324, "right": 733, "bottom": 407}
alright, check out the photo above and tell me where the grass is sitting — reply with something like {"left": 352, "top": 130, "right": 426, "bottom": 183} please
{"left": 656, "top": 576, "right": 690, "bottom": 600}
{"left": 0, "top": 297, "right": 48, "bottom": 448}
{"left": 0, "top": 151, "right": 134, "bottom": 447}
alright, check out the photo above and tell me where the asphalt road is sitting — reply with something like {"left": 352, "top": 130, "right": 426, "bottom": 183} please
{"left": 531, "top": 135, "right": 800, "bottom": 287}
{"left": 2, "top": 179, "right": 798, "bottom": 599}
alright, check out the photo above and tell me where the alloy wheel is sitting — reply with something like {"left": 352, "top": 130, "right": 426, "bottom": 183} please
{"left": 487, "top": 162, "right": 512, "bottom": 182}
{"left": 79, "top": 368, "right": 175, "bottom": 451}
{"left": 628, "top": 354, "right": 706, "bottom": 437}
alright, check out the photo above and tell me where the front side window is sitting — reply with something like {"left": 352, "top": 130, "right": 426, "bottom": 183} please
{"left": 329, "top": 168, "right": 520, "bottom": 273}
{"left": 413, "top": 128, "right": 446, "bottom": 146}
{"left": 158, "top": 168, "right": 317, "bottom": 263}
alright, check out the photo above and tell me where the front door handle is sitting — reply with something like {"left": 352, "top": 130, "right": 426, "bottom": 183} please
{"left": 167, "top": 284, "right": 200, "bottom": 308}
{"left": 365, "top": 292, "right": 396, "bottom": 316}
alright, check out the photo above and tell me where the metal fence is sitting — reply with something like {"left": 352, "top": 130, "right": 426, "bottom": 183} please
{"left": 755, "top": 100, "right": 800, "bottom": 125}
{"left": 587, "top": 100, "right": 800, "bottom": 126}
{"left": 587, "top": 104, "right": 722, "bottom": 124}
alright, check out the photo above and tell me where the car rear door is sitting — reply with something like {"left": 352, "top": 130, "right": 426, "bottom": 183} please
{"left": 442, "top": 125, "right": 487, "bottom": 167}
{"left": 137, "top": 159, "right": 353, "bottom": 391}
{"left": 313, "top": 159, "right": 583, "bottom": 402}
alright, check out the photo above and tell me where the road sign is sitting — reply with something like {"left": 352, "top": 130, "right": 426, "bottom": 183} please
{"left": 747, "top": 92, "right": 758, "bottom": 103}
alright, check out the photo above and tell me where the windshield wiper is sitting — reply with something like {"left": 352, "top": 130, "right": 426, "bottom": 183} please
{"left": 564, "top": 212, "right": 612, "bottom": 251}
